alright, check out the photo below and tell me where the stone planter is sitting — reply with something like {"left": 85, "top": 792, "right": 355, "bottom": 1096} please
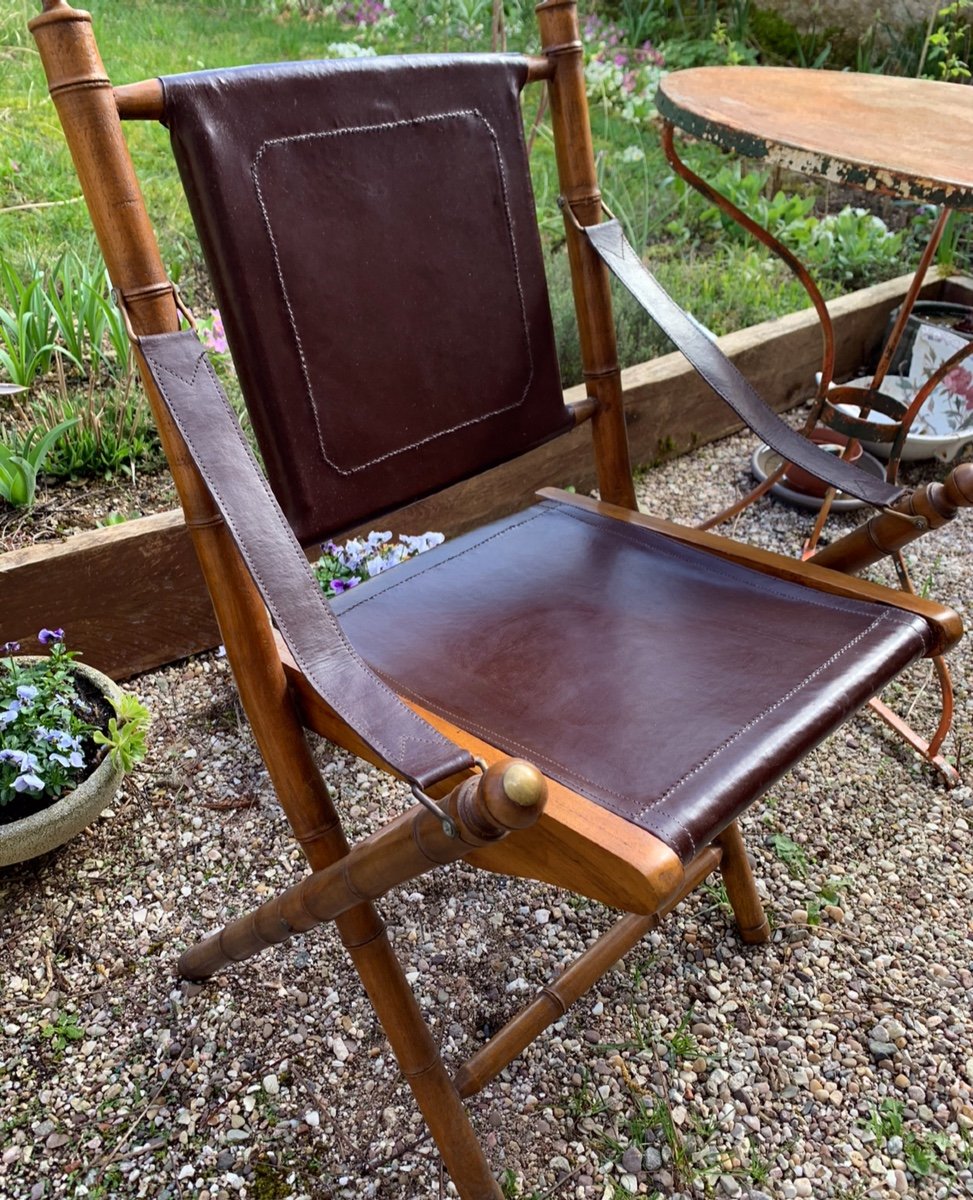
{"left": 0, "top": 660, "right": 124, "bottom": 867}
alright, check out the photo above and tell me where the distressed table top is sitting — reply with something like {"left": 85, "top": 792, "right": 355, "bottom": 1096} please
{"left": 656, "top": 66, "right": 973, "bottom": 209}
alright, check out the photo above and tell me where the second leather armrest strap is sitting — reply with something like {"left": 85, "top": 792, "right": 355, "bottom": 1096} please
{"left": 585, "top": 219, "right": 905, "bottom": 510}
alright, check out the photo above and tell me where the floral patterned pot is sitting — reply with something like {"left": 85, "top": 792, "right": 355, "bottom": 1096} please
{"left": 885, "top": 301, "right": 973, "bottom": 376}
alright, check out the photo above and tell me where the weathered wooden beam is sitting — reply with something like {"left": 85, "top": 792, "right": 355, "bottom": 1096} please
{"left": 1, "top": 273, "right": 964, "bottom": 680}
{"left": 0, "top": 510, "right": 219, "bottom": 680}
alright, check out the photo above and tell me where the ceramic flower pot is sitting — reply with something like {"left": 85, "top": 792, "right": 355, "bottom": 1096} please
{"left": 885, "top": 301, "right": 973, "bottom": 376}
{"left": 0, "top": 660, "right": 124, "bottom": 867}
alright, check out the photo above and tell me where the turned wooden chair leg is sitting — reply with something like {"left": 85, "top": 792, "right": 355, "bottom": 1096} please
{"left": 179, "top": 761, "right": 544, "bottom": 1200}
{"left": 344, "top": 907, "right": 504, "bottom": 1200}
{"left": 716, "top": 820, "right": 771, "bottom": 944}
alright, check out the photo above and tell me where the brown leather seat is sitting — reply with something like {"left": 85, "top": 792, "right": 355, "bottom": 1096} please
{"left": 334, "top": 494, "right": 933, "bottom": 863}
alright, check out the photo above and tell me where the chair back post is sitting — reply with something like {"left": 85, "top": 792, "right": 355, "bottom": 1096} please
{"left": 535, "top": 0, "right": 637, "bottom": 509}
{"left": 29, "top": 0, "right": 213, "bottom": 522}
{"left": 28, "top": 1, "right": 177, "bottom": 339}
{"left": 29, "top": 0, "right": 349, "bottom": 866}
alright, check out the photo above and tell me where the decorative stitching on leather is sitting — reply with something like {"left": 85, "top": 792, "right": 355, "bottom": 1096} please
{"left": 142, "top": 337, "right": 469, "bottom": 783}
{"left": 335, "top": 496, "right": 926, "bottom": 855}
{"left": 340, "top": 496, "right": 895, "bottom": 625}
{"left": 635, "top": 617, "right": 888, "bottom": 828}
{"left": 251, "top": 109, "right": 535, "bottom": 475}
{"left": 549, "top": 501, "right": 924, "bottom": 627}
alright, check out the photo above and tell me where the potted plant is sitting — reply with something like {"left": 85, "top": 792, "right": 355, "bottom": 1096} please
{"left": 0, "top": 628, "right": 149, "bottom": 866}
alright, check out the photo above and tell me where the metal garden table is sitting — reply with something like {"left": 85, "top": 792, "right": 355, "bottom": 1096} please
{"left": 656, "top": 66, "right": 973, "bottom": 488}
{"left": 656, "top": 65, "right": 973, "bottom": 783}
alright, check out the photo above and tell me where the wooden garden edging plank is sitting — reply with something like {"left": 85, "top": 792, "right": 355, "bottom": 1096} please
{"left": 0, "top": 510, "right": 219, "bottom": 681}
{"left": 1, "top": 272, "right": 964, "bottom": 680}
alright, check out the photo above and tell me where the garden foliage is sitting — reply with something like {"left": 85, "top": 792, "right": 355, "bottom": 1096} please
{"left": 0, "top": 629, "right": 149, "bottom": 813}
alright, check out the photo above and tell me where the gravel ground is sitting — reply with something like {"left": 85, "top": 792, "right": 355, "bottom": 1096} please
{"left": 1, "top": 425, "right": 971, "bottom": 1200}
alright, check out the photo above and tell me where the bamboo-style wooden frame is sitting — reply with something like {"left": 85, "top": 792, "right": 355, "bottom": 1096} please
{"left": 28, "top": 2, "right": 967, "bottom": 1195}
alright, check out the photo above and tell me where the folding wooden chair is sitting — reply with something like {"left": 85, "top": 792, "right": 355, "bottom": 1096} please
{"left": 31, "top": 2, "right": 968, "bottom": 1195}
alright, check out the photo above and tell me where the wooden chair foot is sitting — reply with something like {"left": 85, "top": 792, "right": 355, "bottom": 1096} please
{"left": 736, "top": 915, "right": 772, "bottom": 944}
{"left": 716, "top": 820, "right": 771, "bottom": 945}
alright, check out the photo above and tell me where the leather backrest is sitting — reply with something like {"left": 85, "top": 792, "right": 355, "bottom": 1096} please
{"left": 161, "top": 56, "right": 570, "bottom": 545}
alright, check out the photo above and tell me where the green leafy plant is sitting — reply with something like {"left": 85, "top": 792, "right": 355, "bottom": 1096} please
{"left": 668, "top": 160, "right": 904, "bottom": 289}
{"left": 0, "top": 245, "right": 140, "bottom": 442}
{"left": 700, "top": 879, "right": 733, "bottom": 917}
{"left": 43, "top": 249, "right": 132, "bottom": 386}
{"left": 596, "top": 135, "right": 682, "bottom": 253}
{"left": 0, "top": 416, "right": 79, "bottom": 506}
{"left": 43, "top": 249, "right": 95, "bottom": 374}
{"left": 664, "top": 1009, "right": 698, "bottom": 1063}
{"left": 799, "top": 206, "right": 904, "bottom": 288}
{"left": 0, "top": 248, "right": 149, "bottom": 483}
{"left": 40, "top": 1013, "right": 85, "bottom": 1053}
{"left": 581, "top": 9, "right": 668, "bottom": 127}
{"left": 864, "top": 1097, "right": 964, "bottom": 1179}
{"left": 768, "top": 832, "right": 809, "bottom": 878}
{"left": 920, "top": 0, "right": 973, "bottom": 80}
{"left": 565, "top": 1068, "right": 609, "bottom": 1120}
{"left": 27, "top": 383, "right": 158, "bottom": 481}
{"left": 92, "top": 691, "right": 151, "bottom": 773}
{"left": 676, "top": 159, "right": 817, "bottom": 244}
{"left": 0, "top": 257, "right": 69, "bottom": 389}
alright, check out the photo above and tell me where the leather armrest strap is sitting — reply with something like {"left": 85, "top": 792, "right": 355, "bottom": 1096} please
{"left": 139, "top": 330, "right": 474, "bottom": 790}
{"left": 585, "top": 220, "right": 905, "bottom": 509}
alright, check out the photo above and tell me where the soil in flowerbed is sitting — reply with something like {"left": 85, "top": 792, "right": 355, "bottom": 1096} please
{"left": 0, "top": 466, "right": 177, "bottom": 554}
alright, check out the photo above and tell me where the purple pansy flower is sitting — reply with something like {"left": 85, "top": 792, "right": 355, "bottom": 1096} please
{"left": 329, "top": 578, "right": 360, "bottom": 594}
{"left": 37, "top": 628, "right": 64, "bottom": 644}
{"left": 12, "top": 772, "right": 44, "bottom": 793}
{"left": 51, "top": 750, "right": 85, "bottom": 770}
{"left": 0, "top": 733, "right": 37, "bottom": 797}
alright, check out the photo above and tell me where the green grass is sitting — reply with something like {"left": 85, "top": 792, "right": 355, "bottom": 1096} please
{"left": 2, "top": 0, "right": 389, "bottom": 273}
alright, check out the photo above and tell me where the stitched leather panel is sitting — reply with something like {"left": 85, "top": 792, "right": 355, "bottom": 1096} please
{"left": 161, "top": 56, "right": 570, "bottom": 545}
{"left": 332, "top": 497, "right": 934, "bottom": 861}
{"left": 586, "top": 220, "right": 905, "bottom": 509}
{"left": 139, "top": 329, "right": 474, "bottom": 790}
